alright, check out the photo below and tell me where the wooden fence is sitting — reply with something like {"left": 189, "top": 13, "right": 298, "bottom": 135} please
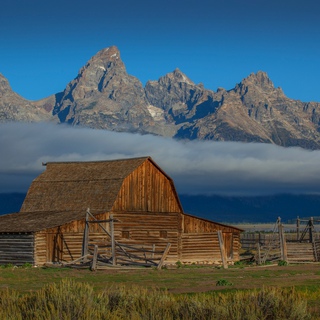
{"left": 240, "top": 217, "right": 320, "bottom": 264}
{"left": 62, "top": 210, "right": 171, "bottom": 270}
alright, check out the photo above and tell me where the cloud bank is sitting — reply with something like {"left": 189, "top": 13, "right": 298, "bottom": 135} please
{"left": 1, "top": 122, "right": 320, "bottom": 196}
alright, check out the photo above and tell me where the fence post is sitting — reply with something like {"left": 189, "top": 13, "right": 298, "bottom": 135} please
{"left": 217, "top": 231, "right": 228, "bottom": 269}
{"left": 90, "top": 245, "right": 98, "bottom": 271}
{"left": 257, "top": 242, "right": 261, "bottom": 265}
{"left": 296, "top": 216, "right": 300, "bottom": 241}
{"left": 309, "top": 217, "right": 314, "bottom": 243}
{"left": 279, "top": 223, "right": 287, "bottom": 262}
{"left": 82, "top": 209, "right": 90, "bottom": 262}
{"left": 110, "top": 214, "right": 116, "bottom": 266}
{"left": 157, "top": 243, "right": 171, "bottom": 270}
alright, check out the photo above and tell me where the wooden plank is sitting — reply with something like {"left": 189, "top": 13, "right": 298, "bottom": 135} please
{"left": 90, "top": 245, "right": 98, "bottom": 271}
{"left": 157, "top": 243, "right": 171, "bottom": 270}
{"left": 81, "top": 211, "right": 89, "bottom": 260}
{"left": 217, "top": 231, "right": 228, "bottom": 269}
{"left": 110, "top": 215, "right": 116, "bottom": 266}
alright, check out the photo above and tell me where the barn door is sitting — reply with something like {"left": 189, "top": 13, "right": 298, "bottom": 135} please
{"left": 223, "top": 232, "right": 234, "bottom": 259}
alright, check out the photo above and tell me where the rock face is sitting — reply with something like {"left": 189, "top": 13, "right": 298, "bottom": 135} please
{"left": 0, "top": 74, "right": 52, "bottom": 122}
{"left": 175, "top": 71, "right": 320, "bottom": 149}
{"left": 52, "top": 46, "right": 175, "bottom": 136}
{"left": 145, "top": 68, "right": 218, "bottom": 128}
{"left": 1, "top": 46, "right": 320, "bottom": 149}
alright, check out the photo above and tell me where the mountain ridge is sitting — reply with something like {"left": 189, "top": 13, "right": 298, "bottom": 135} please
{"left": 1, "top": 46, "right": 320, "bottom": 149}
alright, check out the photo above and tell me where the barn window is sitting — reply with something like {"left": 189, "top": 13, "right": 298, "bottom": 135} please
{"left": 160, "top": 230, "right": 167, "bottom": 238}
{"left": 122, "top": 231, "right": 130, "bottom": 239}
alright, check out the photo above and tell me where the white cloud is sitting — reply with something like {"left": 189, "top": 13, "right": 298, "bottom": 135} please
{"left": 1, "top": 122, "right": 320, "bottom": 195}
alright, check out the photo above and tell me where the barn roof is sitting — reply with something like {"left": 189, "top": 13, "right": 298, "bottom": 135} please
{"left": 183, "top": 212, "right": 243, "bottom": 232}
{"left": 0, "top": 210, "right": 89, "bottom": 233}
{"left": 20, "top": 157, "right": 151, "bottom": 213}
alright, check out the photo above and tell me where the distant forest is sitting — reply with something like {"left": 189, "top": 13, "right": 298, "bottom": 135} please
{"left": 1, "top": 193, "right": 320, "bottom": 223}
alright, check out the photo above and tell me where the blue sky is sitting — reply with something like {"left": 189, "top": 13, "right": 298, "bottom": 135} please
{"left": 1, "top": 0, "right": 320, "bottom": 102}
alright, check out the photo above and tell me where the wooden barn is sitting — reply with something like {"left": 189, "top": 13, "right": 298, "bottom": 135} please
{"left": 0, "top": 157, "right": 242, "bottom": 267}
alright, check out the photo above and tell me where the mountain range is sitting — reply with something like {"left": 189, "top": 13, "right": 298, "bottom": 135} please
{"left": 1, "top": 45, "right": 320, "bottom": 149}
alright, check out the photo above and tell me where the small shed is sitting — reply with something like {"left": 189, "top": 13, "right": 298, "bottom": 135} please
{"left": 0, "top": 157, "right": 242, "bottom": 266}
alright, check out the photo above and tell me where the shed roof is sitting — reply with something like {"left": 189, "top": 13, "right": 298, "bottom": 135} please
{"left": 0, "top": 210, "right": 89, "bottom": 233}
{"left": 20, "top": 157, "right": 150, "bottom": 213}
{"left": 183, "top": 212, "right": 243, "bottom": 232}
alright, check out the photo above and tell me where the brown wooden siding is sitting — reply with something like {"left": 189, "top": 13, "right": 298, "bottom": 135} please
{"left": 0, "top": 233, "right": 34, "bottom": 265}
{"left": 29, "top": 209, "right": 242, "bottom": 266}
{"left": 31, "top": 211, "right": 241, "bottom": 266}
{"left": 34, "top": 213, "right": 110, "bottom": 265}
{"left": 34, "top": 232, "right": 47, "bottom": 265}
{"left": 181, "top": 233, "right": 221, "bottom": 263}
{"left": 182, "top": 214, "right": 240, "bottom": 233}
{"left": 112, "top": 161, "right": 182, "bottom": 213}
{"left": 233, "top": 234, "right": 240, "bottom": 261}
{"left": 180, "top": 232, "right": 240, "bottom": 264}
{"left": 113, "top": 212, "right": 179, "bottom": 263}
{"left": 33, "top": 211, "right": 180, "bottom": 265}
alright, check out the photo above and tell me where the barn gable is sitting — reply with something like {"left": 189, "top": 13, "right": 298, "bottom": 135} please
{"left": 112, "top": 157, "right": 183, "bottom": 213}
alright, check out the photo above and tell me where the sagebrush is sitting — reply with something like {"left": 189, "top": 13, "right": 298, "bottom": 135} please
{"left": 0, "top": 279, "right": 313, "bottom": 319}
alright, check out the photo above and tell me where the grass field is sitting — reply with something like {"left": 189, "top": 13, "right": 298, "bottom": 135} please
{"left": 1, "top": 263, "right": 320, "bottom": 318}
{"left": 1, "top": 263, "right": 320, "bottom": 293}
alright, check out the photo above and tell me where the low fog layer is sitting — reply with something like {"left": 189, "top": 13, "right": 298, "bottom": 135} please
{"left": 1, "top": 122, "right": 320, "bottom": 195}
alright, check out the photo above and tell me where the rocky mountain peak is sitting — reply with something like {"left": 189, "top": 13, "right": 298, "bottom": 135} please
{"left": 64, "top": 46, "right": 125, "bottom": 100}
{"left": 246, "top": 71, "right": 274, "bottom": 89}
{"left": 236, "top": 71, "right": 276, "bottom": 93}
{"left": 0, "top": 73, "right": 12, "bottom": 94}
{"left": 234, "top": 71, "right": 283, "bottom": 100}
{"left": 80, "top": 46, "right": 124, "bottom": 75}
{"left": 0, "top": 74, "right": 52, "bottom": 122}
{"left": 52, "top": 46, "right": 154, "bottom": 133}
{"left": 156, "top": 68, "right": 195, "bottom": 87}
{"left": 171, "top": 68, "right": 194, "bottom": 85}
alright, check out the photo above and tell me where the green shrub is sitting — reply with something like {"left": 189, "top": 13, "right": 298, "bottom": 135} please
{"left": 216, "top": 279, "right": 233, "bottom": 286}
{"left": 1, "top": 263, "right": 14, "bottom": 269}
{"left": 278, "top": 260, "right": 288, "bottom": 266}
{"left": 21, "top": 263, "right": 33, "bottom": 269}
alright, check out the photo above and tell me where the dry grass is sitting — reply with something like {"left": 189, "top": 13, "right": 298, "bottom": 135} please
{"left": 0, "top": 279, "right": 313, "bottom": 319}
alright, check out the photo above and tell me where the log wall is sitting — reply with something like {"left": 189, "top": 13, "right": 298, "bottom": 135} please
{"left": 180, "top": 232, "right": 240, "bottom": 264}
{"left": 34, "top": 212, "right": 110, "bottom": 265}
{"left": 113, "top": 211, "right": 180, "bottom": 263}
{"left": 33, "top": 211, "right": 181, "bottom": 265}
{"left": 181, "top": 233, "right": 220, "bottom": 264}
{"left": 32, "top": 210, "right": 241, "bottom": 266}
{"left": 0, "top": 233, "right": 34, "bottom": 265}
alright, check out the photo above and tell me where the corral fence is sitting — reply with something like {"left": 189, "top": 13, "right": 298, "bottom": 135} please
{"left": 240, "top": 217, "right": 320, "bottom": 264}
{"left": 62, "top": 209, "right": 171, "bottom": 270}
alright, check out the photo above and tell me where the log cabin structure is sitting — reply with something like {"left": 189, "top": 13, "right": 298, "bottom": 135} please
{"left": 0, "top": 157, "right": 242, "bottom": 267}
